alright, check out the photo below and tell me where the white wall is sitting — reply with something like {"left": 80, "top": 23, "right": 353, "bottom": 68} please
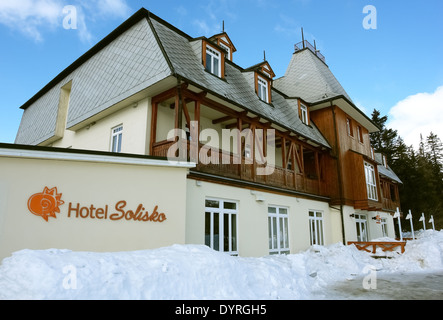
{"left": 185, "top": 179, "right": 339, "bottom": 257}
{"left": 0, "top": 147, "right": 191, "bottom": 260}
{"left": 51, "top": 97, "right": 151, "bottom": 155}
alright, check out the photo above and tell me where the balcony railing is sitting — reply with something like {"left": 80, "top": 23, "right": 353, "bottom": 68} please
{"left": 294, "top": 40, "right": 326, "bottom": 63}
{"left": 152, "top": 139, "right": 328, "bottom": 197}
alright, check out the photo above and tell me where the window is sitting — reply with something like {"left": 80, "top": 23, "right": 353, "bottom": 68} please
{"left": 346, "top": 118, "right": 353, "bottom": 137}
{"left": 300, "top": 103, "right": 308, "bottom": 124}
{"left": 364, "top": 162, "right": 378, "bottom": 201}
{"left": 381, "top": 218, "right": 388, "bottom": 237}
{"left": 268, "top": 206, "right": 289, "bottom": 254}
{"left": 309, "top": 211, "right": 324, "bottom": 246}
{"left": 383, "top": 155, "right": 388, "bottom": 168}
{"left": 257, "top": 76, "right": 269, "bottom": 103}
{"left": 205, "top": 45, "right": 221, "bottom": 77}
{"left": 355, "top": 214, "right": 368, "bottom": 242}
{"left": 218, "top": 42, "right": 230, "bottom": 60}
{"left": 357, "top": 126, "right": 363, "bottom": 143}
{"left": 111, "top": 125, "right": 123, "bottom": 153}
{"left": 205, "top": 199, "right": 238, "bottom": 255}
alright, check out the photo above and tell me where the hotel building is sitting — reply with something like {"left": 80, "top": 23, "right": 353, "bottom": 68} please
{"left": 6, "top": 8, "right": 403, "bottom": 258}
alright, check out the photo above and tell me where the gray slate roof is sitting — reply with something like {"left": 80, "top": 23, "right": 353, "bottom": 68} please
{"left": 150, "top": 17, "right": 330, "bottom": 148}
{"left": 374, "top": 153, "right": 403, "bottom": 184}
{"left": 15, "top": 8, "right": 330, "bottom": 149}
{"left": 274, "top": 48, "right": 352, "bottom": 103}
{"left": 16, "top": 17, "right": 171, "bottom": 145}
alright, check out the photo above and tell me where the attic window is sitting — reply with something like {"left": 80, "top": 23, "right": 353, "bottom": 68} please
{"left": 300, "top": 103, "right": 308, "bottom": 125}
{"left": 218, "top": 42, "right": 230, "bottom": 59}
{"left": 383, "top": 155, "right": 388, "bottom": 168}
{"left": 257, "top": 75, "right": 269, "bottom": 103}
{"left": 205, "top": 45, "right": 221, "bottom": 77}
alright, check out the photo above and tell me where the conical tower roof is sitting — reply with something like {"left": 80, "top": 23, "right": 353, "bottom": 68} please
{"left": 274, "top": 46, "right": 352, "bottom": 103}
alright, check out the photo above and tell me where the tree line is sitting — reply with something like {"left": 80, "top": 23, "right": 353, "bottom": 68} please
{"left": 370, "top": 110, "right": 443, "bottom": 232}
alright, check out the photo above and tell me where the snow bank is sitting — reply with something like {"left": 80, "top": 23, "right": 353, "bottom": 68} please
{"left": 0, "top": 230, "right": 442, "bottom": 300}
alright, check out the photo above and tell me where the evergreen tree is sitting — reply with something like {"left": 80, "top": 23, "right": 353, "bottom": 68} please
{"left": 369, "top": 110, "right": 443, "bottom": 230}
{"left": 370, "top": 109, "right": 399, "bottom": 163}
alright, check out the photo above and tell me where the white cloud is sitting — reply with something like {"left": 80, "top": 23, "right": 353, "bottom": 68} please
{"left": 0, "top": 0, "right": 64, "bottom": 41}
{"left": 92, "top": 0, "right": 131, "bottom": 19}
{"left": 0, "top": 0, "right": 131, "bottom": 43}
{"left": 192, "top": 19, "right": 220, "bottom": 36}
{"left": 387, "top": 86, "right": 443, "bottom": 149}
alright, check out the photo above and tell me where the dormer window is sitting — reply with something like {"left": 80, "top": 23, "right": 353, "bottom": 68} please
{"left": 382, "top": 155, "right": 388, "bottom": 168}
{"left": 218, "top": 42, "right": 230, "bottom": 59}
{"left": 209, "top": 32, "right": 237, "bottom": 61}
{"left": 257, "top": 76, "right": 269, "bottom": 103}
{"left": 300, "top": 103, "right": 308, "bottom": 125}
{"left": 205, "top": 45, "right": 221, "bottom": 77}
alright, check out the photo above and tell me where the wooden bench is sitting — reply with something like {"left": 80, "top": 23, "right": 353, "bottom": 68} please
{"left": 347, "top": 241, "right": 406, "bottom": 254}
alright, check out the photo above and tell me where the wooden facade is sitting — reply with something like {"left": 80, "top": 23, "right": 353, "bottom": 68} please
{"left": 150, "top": 84, "right": 329, "bottom": 198}
{"left": 147, "top": 80, "right": 401, "bottom": 213}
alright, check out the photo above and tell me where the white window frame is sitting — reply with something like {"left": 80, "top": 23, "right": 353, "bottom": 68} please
{"left": 268, "top": 206, "right": 289, "bottom": 254}
{"left": 300, "top": 103, "right": 308, "bottom": 124}
{"left": 309, "top": 210, "right": 324, "bottom": 246}
{"left": 218, "top": 42, "right": 230, "bottom": 60}
{"left": 381, "top": 218, "right": 388, "bottom": 237}
{"left": 357, "top": 126, "right": 363, "bottom": 143}
{"left": 205, "top": 45, "right": 221, "bottom": 77}
{"left": 346, "top": 118, "right": 353, "bottom": 136}
{"left": 257, "top": 76, "right": 269, "bottom": 103}
{"left": 205, "top": 198, "right": 238, "bottom": 255}
{"left": 355, "top": 213, "right": 368, "bottom": 242}
{"left": 364, "top": 161, "right": 378, "bottom": 201}
{"left": 110, "top": 125, "right": 123, "bottom": 153}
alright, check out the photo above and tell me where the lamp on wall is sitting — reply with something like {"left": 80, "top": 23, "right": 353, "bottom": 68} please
{"left": 350, "top": 214, "right": 355, "bottom": 218}
{"left": 250, "top": 190, "right": 265, "bottom": 202}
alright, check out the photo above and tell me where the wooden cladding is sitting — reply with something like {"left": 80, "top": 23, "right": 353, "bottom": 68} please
{"left": 150, "top": 85, "right": 328, "bottom": 198}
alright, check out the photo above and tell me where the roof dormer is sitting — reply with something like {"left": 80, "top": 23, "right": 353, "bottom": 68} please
{"left": 244, "top": 61, "right": 275, "bottom": 104}
{"left": 256, "top": 61, "right": 275, "bottom": 79}
{"left": 202, "top": 39, "right": 225, "bottom": 78}
{"left": 209, "top": 32, "right": 237, "bottom": 61}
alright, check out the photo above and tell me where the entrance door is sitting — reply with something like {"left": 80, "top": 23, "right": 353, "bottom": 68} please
{"left": 355, "top": 214, "right": 368, "bottom": 242}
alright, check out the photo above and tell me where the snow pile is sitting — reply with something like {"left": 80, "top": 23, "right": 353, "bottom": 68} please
{"left": 0, "top": 230, "right": 442, "bottom": 300}
{"left": 380, "top": 229, "right": 443, "bottom": 272}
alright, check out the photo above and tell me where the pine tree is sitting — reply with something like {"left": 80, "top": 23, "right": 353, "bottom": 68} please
{"left": 370, "top": 109, "right": 399, "bottom": 163}
{"left": 369, "top": 111, "right": 443, "bottom": 230}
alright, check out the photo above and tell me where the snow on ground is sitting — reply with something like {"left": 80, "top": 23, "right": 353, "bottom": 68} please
{"left": 0, "top": 230, "right": 442, "bottom": 300}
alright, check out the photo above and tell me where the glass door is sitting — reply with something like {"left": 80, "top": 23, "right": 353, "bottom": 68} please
{"left": 355, "top": 214, "right": 368, "bottom": 242}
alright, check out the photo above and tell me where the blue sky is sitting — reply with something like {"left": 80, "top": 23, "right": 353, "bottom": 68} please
{"left": 1, "top": 0, "right": 442, "bottom": 147}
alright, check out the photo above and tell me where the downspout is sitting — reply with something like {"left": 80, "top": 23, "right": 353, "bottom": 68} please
{"left": 331, "top": 101, "right": 346, "bottom": 245}
{"left": 176, "top": 75, "right": 185, "bottom": 161}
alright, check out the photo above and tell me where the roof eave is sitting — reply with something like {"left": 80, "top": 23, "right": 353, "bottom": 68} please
{"left": 309, "top": 95, "right": 380, "bottom": 133}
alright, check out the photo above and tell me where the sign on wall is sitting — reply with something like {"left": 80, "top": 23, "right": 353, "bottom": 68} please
{"left": 27, "top": 186, "right": 167, "bottom": 223}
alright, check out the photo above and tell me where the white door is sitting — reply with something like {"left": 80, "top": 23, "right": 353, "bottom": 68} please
{"left": 355, "top": 214, "right": 368, "bottom": 242}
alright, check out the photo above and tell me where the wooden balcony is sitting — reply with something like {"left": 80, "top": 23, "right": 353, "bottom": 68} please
{"left": 382, "top": 197, "right": 401, "bottom": 212}
{"left": 152, "top": 140, "right": 328, "bottom": 197}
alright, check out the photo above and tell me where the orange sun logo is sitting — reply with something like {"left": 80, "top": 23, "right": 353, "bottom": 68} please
{"left": 27, "top": 187, "right": 65, "bottom": 222}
